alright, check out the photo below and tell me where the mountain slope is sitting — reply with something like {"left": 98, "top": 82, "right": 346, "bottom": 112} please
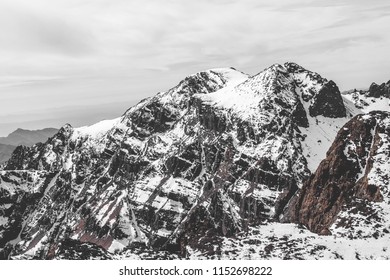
{"left": 342, "top": 80, "right": 390, "bottom": 113}
{"left": 0, "top": 63, "right": 388, "bottom": 260}
{"left": 0, "top": 128, "right": 59, "bottom": 164}
{"left": 0, "top": 144, "right": 16, "bottom": 164}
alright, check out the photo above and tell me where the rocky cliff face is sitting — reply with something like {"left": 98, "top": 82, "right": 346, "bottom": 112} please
{"left": 0, "top": 63, "right": 388, "bottom": 260}
{"left": 369, "top": 81, "right": 390, "bottom": 98}
{"left": 309, "top": 81, "right": 346, "bottom": 118}
{"left": 283, "top": 111, "right": 390, "bottom": 237}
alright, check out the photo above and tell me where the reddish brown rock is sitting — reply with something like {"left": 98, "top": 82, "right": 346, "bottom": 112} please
{"left": 283, "top": 111, "right": 390, "bottom": 234}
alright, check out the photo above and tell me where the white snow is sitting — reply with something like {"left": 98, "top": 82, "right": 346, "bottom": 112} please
{"left": 0, "top": 171, "right": 46, "bottom": 195}
{"left": 0, "top": 203, "right": 12, "bottom": 210}
{"left": 0, "top": 216, "right": 9, "bottom": 226}
{"left": 299, "top": 95, "right": 361, "bottom": 172}
{"left": 208, "top": 67, "right": 249, "bottom": 85}
{"left": 194, "top": 70, "right": 254, "bottom": 115}
{"left": 108, "top": 239, "right": 127, "bottom": 253}
{"left": 196, "top": 64, "right": 360, "bottom": 174}
{"left": 71, "top": 117, "right": 121, "bottom": 140}
{"left": 131, "top": 174, "right": 164, "bottom": 205}
{"left": 343, "top": 91, "right": 390, "bottom": 113}
{"left": 188, "top": 222, "right": 390, "bottom": 260}
{"left": 44, "top": 149, "right": 57, "bottom": 165}
{"left": 156, "top": 228, "right": 172, "bottom": 237}
{"left": 301, "top": 115, "right": 352, "bottom": 172}
{"left": 63, "top": 155, "right": 73, "bottom": 171}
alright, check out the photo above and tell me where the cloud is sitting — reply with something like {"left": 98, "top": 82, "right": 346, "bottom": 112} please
{"left": 0, "top": 2, "right": 96, "bottom": 57}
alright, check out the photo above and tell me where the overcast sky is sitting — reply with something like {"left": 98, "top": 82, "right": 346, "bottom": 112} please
{"left": 1, "top": 0, "right": 390, "bottom": 136}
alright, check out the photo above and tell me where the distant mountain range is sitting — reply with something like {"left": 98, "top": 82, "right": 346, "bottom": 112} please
{"left": 0, "top": 63, "right": 389, "bottom": 260}
{"left": 0, "top": 128, "right": 58, "bottom": 146}
{"left": 0, "top": 144, "right": 15, "bottom": 164}
{"left": 0, "top": 128, "right": 58, "bottom": 163}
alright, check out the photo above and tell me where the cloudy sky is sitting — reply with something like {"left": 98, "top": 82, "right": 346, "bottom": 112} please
{"left": 1, "top": 0, "right": 389, "bottom": 136}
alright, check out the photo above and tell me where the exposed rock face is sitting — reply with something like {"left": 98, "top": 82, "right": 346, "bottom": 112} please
{"left": 0, "top": 170, "right": 48, "bottom": 250}
{"left": 368, "top": 81, "right": 390, "bottom": 98}
{"left": 309, "top": 81, "right": 346, "bottom": 118}
{"left": 5, "top": 125, "right": 72, "bottom": 172}
{"left": 283, "top": 111, "right": 390, "bottom": 236}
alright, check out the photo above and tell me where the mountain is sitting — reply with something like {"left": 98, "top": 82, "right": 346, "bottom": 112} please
{"left": 0, "top": 128, "right": 59, "bottom": 147}
{"left": 0, "top": 128, "right": 59, "bottom": 164}
{"left": 0, "top": 63, "right": 389, "bottom": 260}
{"left": 0, "top": 144, "right": 16, "bottom": 164}
{"left": 368, "top": 80, "right": 390, "bottom": 98}
{"left": 342, "top": 81, "right": 390, "bottom": 113}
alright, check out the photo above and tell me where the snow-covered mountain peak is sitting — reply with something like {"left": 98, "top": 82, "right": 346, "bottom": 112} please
{"left": 254, "top": 62, "right": 315, "bottom": 77}
{"left": 169, "top": 67, "right": 249, "bottom": 97}
{"left": 197, "top": 62, "right": 345, "bottom": 120}
{"left": 2, "top": 63, "right": 389, "bottom": 260}
{"left": 205, "top": 67, "right": 248, "bottom": 81}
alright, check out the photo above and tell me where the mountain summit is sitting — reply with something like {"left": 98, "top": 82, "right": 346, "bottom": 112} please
{"left": 0, "top": 63, "right": 389, "bottom": 260}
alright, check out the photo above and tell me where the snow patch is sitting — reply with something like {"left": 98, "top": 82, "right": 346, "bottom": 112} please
{"left": 72, "top": 118, "right": 121, "bottom": 140}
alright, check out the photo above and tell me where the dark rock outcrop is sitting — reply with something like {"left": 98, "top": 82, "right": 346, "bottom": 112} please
{"left": 291, "top": 99, "right": 309, "bottom": 128}
{"left": 309, "top": 81, "right": 346, "bottom": 118}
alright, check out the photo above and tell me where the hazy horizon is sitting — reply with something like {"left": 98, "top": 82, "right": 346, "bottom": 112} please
{"left": 1, "top": 0, "right": 390, "bottom": 136}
